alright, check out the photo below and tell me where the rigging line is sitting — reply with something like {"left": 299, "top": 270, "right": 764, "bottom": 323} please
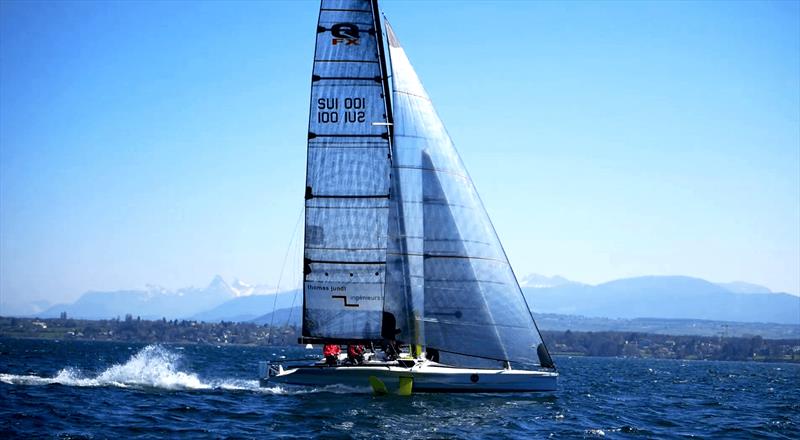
{"left": 299, "top": 0, "right": 324, "bottom": 343}
{"left": 267, "top": 205, "right": 305, "bottom": 345}
{"left": 283, "top": 228, "right": 303, "bottom": 331}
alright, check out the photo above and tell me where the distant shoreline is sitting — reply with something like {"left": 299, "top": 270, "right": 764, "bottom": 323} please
{"left": 1, "top": 316, "right": 797, "bottom": 364}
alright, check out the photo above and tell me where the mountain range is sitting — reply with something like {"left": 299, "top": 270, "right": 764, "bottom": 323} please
{"left": 33, "top": 276, "right": 282, "bottom": 321}
{"left": 191, "top": 289, "right": 300, "bottom": 323}
{"left": 523, "top": 275, "right": 798, "bottom": 324}
{"left": 8, "top": 274, "right": 798, "bottom": 328}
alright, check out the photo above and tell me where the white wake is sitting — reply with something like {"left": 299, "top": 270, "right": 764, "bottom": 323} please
{"left": 0, "top": 345, "right": 368, "bottom": 395}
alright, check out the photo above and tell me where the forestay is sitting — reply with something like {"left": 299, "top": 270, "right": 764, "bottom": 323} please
{"left": 385, "top": 22, "right": 547, "bottom": 365}
{"left": 303, "top": 0, "right": 392, "bottom": 340}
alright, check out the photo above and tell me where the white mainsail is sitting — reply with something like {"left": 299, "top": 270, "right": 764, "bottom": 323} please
{"left": 302, "top": 0, "right": 392, "bottom": 340}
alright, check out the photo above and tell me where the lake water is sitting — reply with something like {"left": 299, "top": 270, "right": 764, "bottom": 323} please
{"left": 0, "top": 338, "right": 797, "bottom": 438}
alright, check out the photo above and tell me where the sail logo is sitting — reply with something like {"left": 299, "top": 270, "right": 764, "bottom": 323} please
{"left": 305, "top": 282, "right": 384, "bottom": 311}
{"left": 331, "top": 295, "right": 358, "bottom": 307}
{"left": 331, "top": 23, "right": 360, "bottom": 46}
{"left": 332, "top": 294, "right": 382, "bottom": 308}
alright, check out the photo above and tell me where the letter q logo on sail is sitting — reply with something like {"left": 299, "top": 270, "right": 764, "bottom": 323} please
{"left": 331, "top": 23, "right": 360, "bottom": 46}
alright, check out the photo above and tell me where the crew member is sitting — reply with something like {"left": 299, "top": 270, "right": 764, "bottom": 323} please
{"left": 383, "top": 340, "right": 400, "bottom": 361}
{"left": 323, "top": 344, "right": 340, "bottom": 366}
{"left": 347, "top": 344, "right": 365, "bottom": 365}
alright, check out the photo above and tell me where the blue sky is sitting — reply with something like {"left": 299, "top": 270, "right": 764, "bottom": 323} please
{"left": 1, "top": 0, "right": 798, "bottom": 309}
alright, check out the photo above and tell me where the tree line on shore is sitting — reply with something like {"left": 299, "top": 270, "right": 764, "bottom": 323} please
{"left": 1, "top": 316, "right": 797, "bottom": 363}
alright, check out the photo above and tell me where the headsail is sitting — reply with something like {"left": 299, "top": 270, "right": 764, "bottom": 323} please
{"left": 384, "top": 22, "right": 549, "bottom": 365}
{"left": 302, "top": 0, "right": 392, "bottom": 341}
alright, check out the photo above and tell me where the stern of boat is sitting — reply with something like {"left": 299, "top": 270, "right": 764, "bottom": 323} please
{"left": 258, "top": 360, "right": 283, "bottom": 387}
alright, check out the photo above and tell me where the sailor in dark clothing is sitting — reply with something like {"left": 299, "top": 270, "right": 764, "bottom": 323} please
{"left": 383, "top": 340, "right": 400, "bottom": 361}
{"left": 426, "top": 347, "right": 440, "bottom": 363}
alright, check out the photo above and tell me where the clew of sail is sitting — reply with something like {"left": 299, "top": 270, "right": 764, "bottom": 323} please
{"left": 384, "top": 21, "right": 549, "bottom": 366}
{"left": 302, "top": 0, "right": 392, "bottom": 341}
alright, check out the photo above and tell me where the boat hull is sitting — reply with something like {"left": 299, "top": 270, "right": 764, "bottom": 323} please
{"left": 260, "top": 362, "right": 557, "bottom": 393}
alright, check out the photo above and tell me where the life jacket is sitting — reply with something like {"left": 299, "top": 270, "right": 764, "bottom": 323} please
{"left": 323, "top": 344, "right": 340, "bottom": 357}
{"left": 347, "top": 345, "right": 364, "bottom": 357}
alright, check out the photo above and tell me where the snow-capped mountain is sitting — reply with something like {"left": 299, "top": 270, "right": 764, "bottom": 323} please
{"left": 230, "top": 279, "right": 256, "bottom": 297}
{"left": 36, "top": 276, "right": 264, "bottom": 320}
{"left": 518, "top": 273, "right": 577, "bottom": 289}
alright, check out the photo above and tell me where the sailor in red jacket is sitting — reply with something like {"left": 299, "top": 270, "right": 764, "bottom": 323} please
{"left": 323, "top": 344, "right": 340, "bottom": 366}
{"left": 347, "top": 344, "right": 365, "bottom": 365}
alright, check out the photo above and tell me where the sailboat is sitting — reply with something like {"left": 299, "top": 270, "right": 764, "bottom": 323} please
{"left": 259, "top": 0, "right": 557, "bottom": 393}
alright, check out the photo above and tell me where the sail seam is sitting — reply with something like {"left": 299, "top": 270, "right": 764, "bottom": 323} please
{"left": 310, "top": 134, "right": 387, "bottom": 138}
{"left": 390, "top": 236, "right": 493, "bottom": 245}
{"left": 311, "top": 83, "right": 382, "bottom": 87}
{"left": 305, "top": 247, "right": 387, "bottom": 251}
{"left": 427, "top": 348, "right": 527, "bottom": 364}
{"left": 386, "top": 252, "right": 509, "bottom": 264}
{"left": 313, "top": 76, "right": 382, "bottom": 81}
{"left": 422, "top": 318, "right": 534, "bottom": 330}
{"left": 395, "top": 200, "right": 480, "bottom": 209}
{"left": 317, "top": 22, "right": 374, "bottom": 27}
{"left": 308, "top": 194, "right": 390, "bottom": 199}
{"left": 306, "top": 206, "right": 389, "bottom": 210}
{"left": 392, "top": 164, "right": 471, "bottom": 180}
{"left": 315, "top": 59, "right": 380, "bottom": 63}
{"left": 307, "top": 259, "right": 386, "bottom": 265}
{"left": 308, "top": 146, "right": 389, "bottom": 149}
{"left": 394, "top": 89, "right": 431, "bottom": 101}
{"left": 320, "top": 8, "right": 372, "bottom": 13}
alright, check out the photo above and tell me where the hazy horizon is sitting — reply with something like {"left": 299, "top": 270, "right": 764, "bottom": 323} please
{"left": 3, "top": 272, "right": 798, "bottom": 315}
{"left": 1, "top": 1, "right": 798, "bottom": 311}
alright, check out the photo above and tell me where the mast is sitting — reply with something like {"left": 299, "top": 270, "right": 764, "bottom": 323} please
{"left": 371, "top": 0, "right": 393, "bottom": 142}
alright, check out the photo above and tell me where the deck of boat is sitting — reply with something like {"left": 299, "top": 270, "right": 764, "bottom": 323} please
{"left": 260, "top": 359, "right": 558, "bottom": 393}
